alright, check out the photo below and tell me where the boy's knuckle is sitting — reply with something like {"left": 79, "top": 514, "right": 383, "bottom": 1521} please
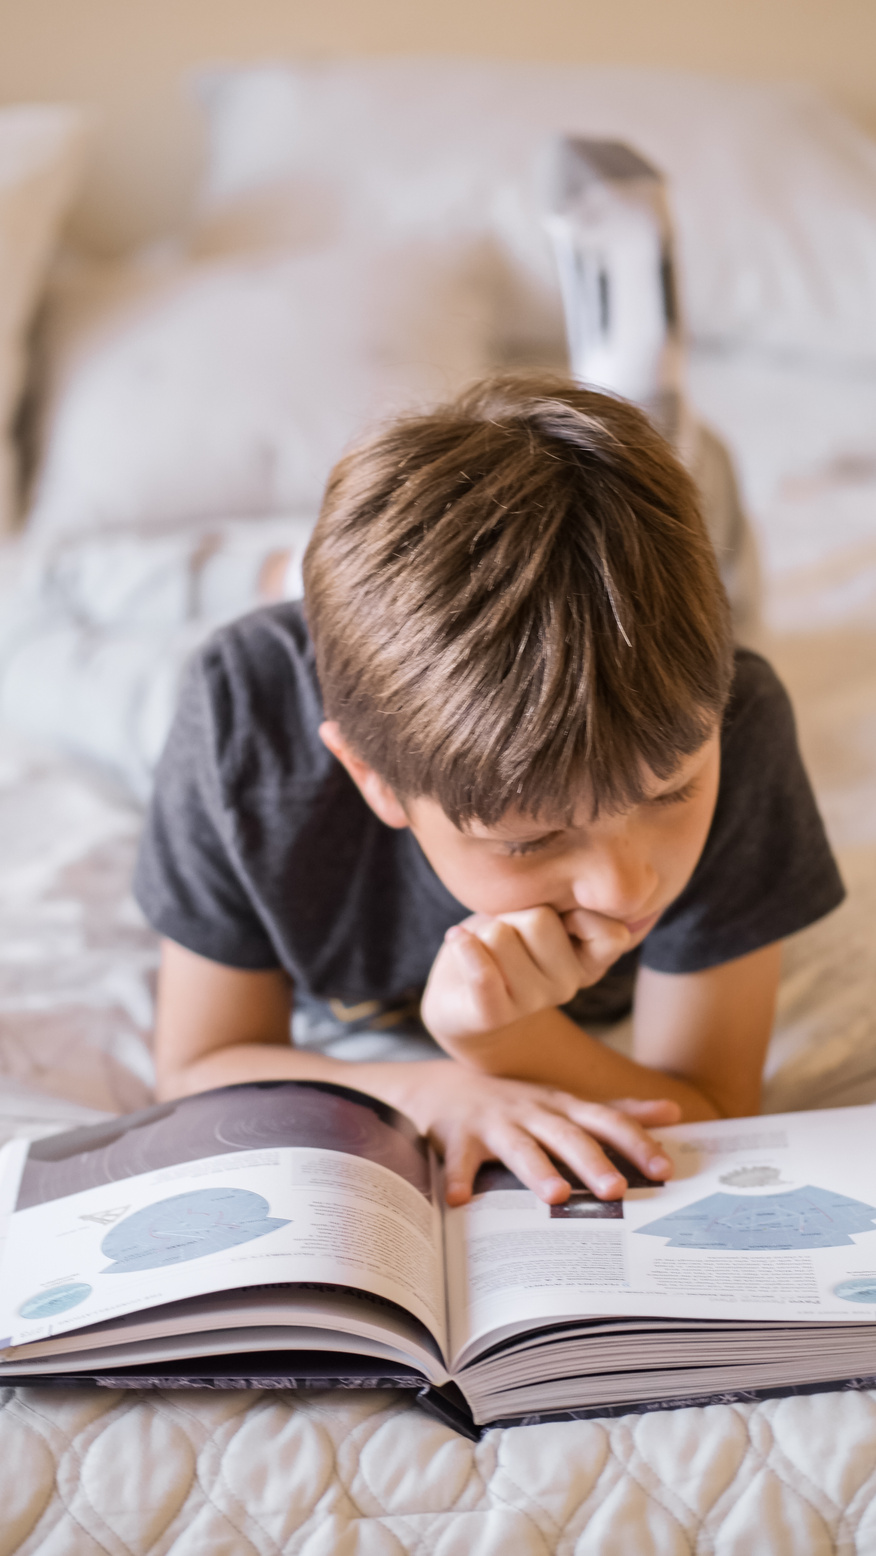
{"left": 555, "top": 972, "right": 579, "bottom": 1005}
{"left": 580, "top": 1101, "right": 619, "bottom": 1130}
{"left": 549, "top": 1112, "right": 586, "bottom": 1140}
{"left": 561, "top": 1090, "right": 590, "bottom": 1112}
{"left": 470, "top": 986, "right": 501, "bottom": 1021}
{"left": 490, "top": 921, "right": 518, "bottom": 953}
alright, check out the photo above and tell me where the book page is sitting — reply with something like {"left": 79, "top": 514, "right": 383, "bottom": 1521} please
{"left": 445, "top": 1104, "right": 876, "bottom": 1369}
{"left": 1, "top": 1326, "right": 438, "bottom": 1379}
{"left": 0, "top": 1082, "right": 446, "bottom": 1356}
{"left": 1, "top": 1285, "right": 447, "bottom": 1382}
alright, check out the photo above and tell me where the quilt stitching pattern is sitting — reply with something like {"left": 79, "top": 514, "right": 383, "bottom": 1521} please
{"left": 5, "top": 1387, "right": 876, "bottom": 1553}
{"left": 166, "top": 1395, "right": 264, "bottom": 1554}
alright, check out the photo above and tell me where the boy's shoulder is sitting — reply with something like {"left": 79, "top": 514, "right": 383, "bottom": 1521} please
{"left": 197, "top": 598, "right": 315, "bottom": 712}
{"left": 719, "top": 645, "right": 799, "bottom": 778}
{"left": 140, "top": 601, "right": 463, "bottom": 991}
{"left": 190, "top": 600, "right": 328, "bottom": 792}
{"left": 724, "top": 645, "right": 791, "bottom": 722}
{"left": 643, "top": 644, "right": 843, "bottom": 974}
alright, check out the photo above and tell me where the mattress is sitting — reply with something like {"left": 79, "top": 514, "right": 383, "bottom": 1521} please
{"left": 2, "top": 348, "right": 876, "bottom": 1551}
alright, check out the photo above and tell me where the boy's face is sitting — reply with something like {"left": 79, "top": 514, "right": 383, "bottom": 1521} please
{"left": 321, "top": 722, "right": 721, "bottom": 952}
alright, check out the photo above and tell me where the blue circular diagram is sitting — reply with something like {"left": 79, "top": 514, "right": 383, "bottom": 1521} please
{"left": 834, "top": 1279, "right": 876, "bottom": 1305}
{"left": 639, "top": 1187, "right": 876, "bottom": 1251}
{"left": 19, "top": 1283, "right": 93, "bottom": 1320}
{"left": 101, "top": 1187, "right": 289, "bottom": 1274}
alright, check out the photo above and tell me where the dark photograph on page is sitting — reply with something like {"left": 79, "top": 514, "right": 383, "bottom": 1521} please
{"left": 16, "top": 1081, "right": 432, "bottom": 1210}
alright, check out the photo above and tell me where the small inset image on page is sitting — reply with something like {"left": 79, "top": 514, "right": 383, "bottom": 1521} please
{"left": 550, "top": 1195, "right": 624, "bottom": 1220}
{"left": 16, "top": 1082, "right": 432, "bottom": 1210}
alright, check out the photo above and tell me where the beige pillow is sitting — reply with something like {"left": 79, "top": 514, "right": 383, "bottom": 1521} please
{"left": 27, "top": 237, "right": 491, "bottom": 538}
{"left": 0, "top": 104, "right": 91, "bottom": 534}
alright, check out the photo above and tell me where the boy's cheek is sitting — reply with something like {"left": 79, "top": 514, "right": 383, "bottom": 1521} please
{"left": 417, "top": 844, "right": 557, "bottom": 918}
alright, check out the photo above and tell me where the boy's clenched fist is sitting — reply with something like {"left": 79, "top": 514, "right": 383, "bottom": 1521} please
{"left": 421, "top": 904, "right": 633, "bottom": 1058}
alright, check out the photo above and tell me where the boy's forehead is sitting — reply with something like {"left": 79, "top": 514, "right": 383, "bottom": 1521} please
{"left": 459, "top": 737, "right": 716, "bottom": 841}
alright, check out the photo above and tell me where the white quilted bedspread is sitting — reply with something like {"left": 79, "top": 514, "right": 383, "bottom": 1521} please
{"left": 7, "top": 1384, "right": 876, "bottom": 1554}
{"left": 2, "top": 349, "right": 876, "bottom": 1552}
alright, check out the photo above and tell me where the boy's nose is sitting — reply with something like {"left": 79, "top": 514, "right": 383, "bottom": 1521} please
{"left": 569, "top": 848, "right": 658, "bottom": 923}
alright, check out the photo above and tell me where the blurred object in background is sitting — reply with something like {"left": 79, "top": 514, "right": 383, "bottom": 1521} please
{"left": 545, "top": 138, "right": 683, "bottom": 419}
{"left": 0, "top": 511, "right": 314, "bottom": 797}
{"left": 545, "top": 134, "right": 760, "bottom": 639}
{"left": 0, "top": 105, "right": 91, "bottom": 536}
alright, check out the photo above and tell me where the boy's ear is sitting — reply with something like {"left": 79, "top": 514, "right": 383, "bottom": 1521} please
{"left": 318, "top": 721, "right": 410, "bottom": 830}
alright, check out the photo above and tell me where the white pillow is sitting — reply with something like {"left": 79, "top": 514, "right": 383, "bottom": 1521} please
{"left": 191, "top": 60, "right": 876, "bottom": 365}
{"left": 0, "top": 105, "right": 90, "bottom": 534}
{"left": 27, "top": 237, "right": 490, "bottom": 537}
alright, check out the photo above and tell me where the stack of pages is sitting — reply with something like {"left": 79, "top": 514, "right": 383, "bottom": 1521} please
{"left": 2, "top": 1081, "right": 876, "bottom": 1436}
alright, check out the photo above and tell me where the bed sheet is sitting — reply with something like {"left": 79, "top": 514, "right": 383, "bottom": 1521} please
{"left": 1, "top": 350, "right": 876, "bottom": 1551}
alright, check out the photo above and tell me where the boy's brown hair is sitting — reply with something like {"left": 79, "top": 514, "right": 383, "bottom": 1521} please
{"left": 303, "top": 375, "right": 733, "bottom": 826}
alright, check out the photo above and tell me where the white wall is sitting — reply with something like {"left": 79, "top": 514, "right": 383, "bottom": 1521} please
{"left": 1, "top": 0, "right": 875, "bottom": 253}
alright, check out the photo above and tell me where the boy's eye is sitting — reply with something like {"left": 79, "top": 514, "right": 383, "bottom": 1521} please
{"left": 502, "top": 832, "right": 562, "bottom": 858}
{"left": 651, "top": 780, "right": 698, "bottom": 808}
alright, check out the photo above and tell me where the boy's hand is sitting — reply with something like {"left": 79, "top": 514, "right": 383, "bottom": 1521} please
{"left": 392, "top": 1061, "right": 677, "bottom": 1205}
{"left": 421, "top": 905, "right": 632, "bottom": 1056}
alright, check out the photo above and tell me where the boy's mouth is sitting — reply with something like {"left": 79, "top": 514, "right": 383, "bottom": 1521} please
{"left": 623, "top": 910, "right": 661, "bottom": 937}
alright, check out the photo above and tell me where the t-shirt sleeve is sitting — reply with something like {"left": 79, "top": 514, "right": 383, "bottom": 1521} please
{"left": 640, "top": 651, "right": 845, "bottom": 974}
{"left": 133, "top": 644, "right": 281, "bottom": 970}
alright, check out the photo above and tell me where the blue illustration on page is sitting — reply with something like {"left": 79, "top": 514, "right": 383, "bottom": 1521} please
{"left": 637, "top": 1187, "right": 876, "bottom": 1251}
{"left": 101, "top": 1187, "right": 289, "bottom": 1273}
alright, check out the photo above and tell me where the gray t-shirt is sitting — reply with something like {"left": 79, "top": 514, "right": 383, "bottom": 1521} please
{"left": 134, "top": 602, "right": 844, "bottom": 1027}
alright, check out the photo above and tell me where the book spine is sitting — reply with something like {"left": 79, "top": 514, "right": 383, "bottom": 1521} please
{"left": 415, "top": 1384, "right": 480, "bottom": 1441}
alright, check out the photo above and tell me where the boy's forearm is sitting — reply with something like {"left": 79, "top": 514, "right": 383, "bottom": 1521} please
{"left": 157, "top": 1038, "right": 450, "bottom": 1125}
{"left": 449, "top": 1007, "right": 723, "bottom": 1121}
{"left": 153, "top": 939, "right": 456, "bottom": 1127}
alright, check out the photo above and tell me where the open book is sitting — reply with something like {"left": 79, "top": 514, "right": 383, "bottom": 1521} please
{"left": 3, "top": 1080, "right": 876, "bottom": 1437}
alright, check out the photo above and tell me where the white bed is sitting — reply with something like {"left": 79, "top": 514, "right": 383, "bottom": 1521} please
{"left": 2, "top": 61, "right": 876, "bottom": 1553}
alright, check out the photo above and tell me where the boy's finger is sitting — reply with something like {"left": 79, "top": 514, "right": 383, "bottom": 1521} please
{"left": 486, "top": 1126, "right": 572, "bottom": 1204}
{"left": 525, "top": 1113, "right": 629, "bottom": 1199}
{"left": 441, "top": 1133, "right": 489, "bottom": 1206}
{"left": 441, "top": 926, "right": 514, "bottom": 1027}
{"left": 611, "top": 1097, "right": 682, "bottom": 1126}
{"left": 562, "top": 907, "right": 633, "bottom": 982}
{"left": 468, "top": 917, "right": 562, "bottom": 1010}
{"left": 490, "top": 907, "right": 582, "bottom": 1003}
{"left": 559, "top": 1098, "right": 674, "bottom": 1180}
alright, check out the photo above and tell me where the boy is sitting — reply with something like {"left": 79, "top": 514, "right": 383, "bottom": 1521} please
{"left": 135, "top": 377, "right": 844, "bottom": 1207}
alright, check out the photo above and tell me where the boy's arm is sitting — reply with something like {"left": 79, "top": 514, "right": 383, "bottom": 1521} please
{"left": 425, "top": 941, "right": 783, "bottom": 1121}
{"left": 630, "top": 946, "right": 782, "bottom": 1118}
{"left": 154, "top": 937, "right": 678, "bottom": 1204}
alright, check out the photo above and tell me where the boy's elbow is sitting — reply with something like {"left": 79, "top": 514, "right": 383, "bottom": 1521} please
{"left": 686, "top": 1076, "right": 762, "bottom": 1123}
{"left": 154, "top": 1061, "right": 201, "bottom": 1102}
{"left": 153, "top": 1042, "right": 231, "bottom": 1101}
